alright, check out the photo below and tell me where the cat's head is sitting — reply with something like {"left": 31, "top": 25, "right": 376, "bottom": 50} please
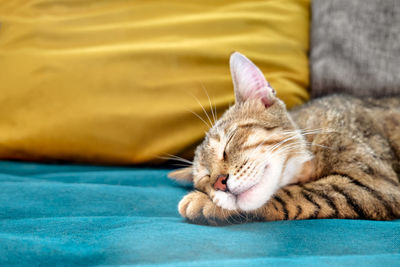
{"left": 169, "top": 52, "right": 312, "bottom": 211}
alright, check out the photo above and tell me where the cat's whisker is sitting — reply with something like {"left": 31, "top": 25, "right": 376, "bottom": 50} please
{"left": 256, "top": 143, "right": 294, "bottom": 171}
{"left": 248, "top": 139, "right": 273, "bottom": 160}
{"left": 275, "top": 148, "right": 305, "bottom": 158}
{"left": 201, "top": 83, "right": 217, "bottom": 124}
{"left": 234, "top": 209, "right": 247, "bottom": 224}
{"left": 300, "top": 130, "right": 335, "bottom": 136}
{"left": 185, "top": 108, "right": 211, "bottom": 129}
{"left": 279, "top": 129, "right": 302, "bottom": 134}
{"left": 211, "top": 200, "right": 222, "bottom": 225}
{"left": 268, "top": 138, "right": 297, "bottom": 153}
{"left": 271, "top": 129, "right": 335, "bottom": 155}
{"left": 251, "top": 133, "right": 303, "bottom": 160}
{"left": 228, "top": 210, "right": 240, "bottom": 225}
{"left": 242, "top": 211, "right": 249, "bottom": 224}
{"left": 307, "top": 142, "right": 333, "bottom": 150}
{"left": 189, "top": 93, "right": 215, "bottom": 128}
{"left": 235, "top": 210, "right": 247, "bottom": 223}
{"left": 221, "top": 208, "right": 231, "bottom": 225}
{"left": 252, "top": 208, "right": 259, "bottom": 223}
{"left": 280, "top": 130, "right": 318, "bottom": 136}
{"left": 254, "top": 141, "right": 305, "bottom": 168}
{"left": 279, "top": 127, "right": 336, "bottom": 137}
{"left": 302, "top": 128, "right": 338, "bottom": 135}
{"left": 217, "top": 206, "right": 228, "bottom": 226}
{"left": 214, "top": 104, "right": 218, "bottom": 124}
{"left": 211, "top": 201, "right": 218, "bottom": 225}
{"left": 235, "top": 211, "right": 247, "bottom": 224}
{"left": 225, "top": 211, "right": 234, "bottom": 224}
{"left": 163, "top": 153, "right": 193, "bottom": 163}
{"left": 274, "top": 142, "right": 306, "bottom": 155}
{"left": 158, "top": 154, "right": 193, "bottom": 165}
{"left": 223, "top": 208, "right": 238, "bottom": 225}
{"left": 170, "top": 163, "right": 193, "bottom": 168}
{"left": 281, "top": 128, "right": 335, "bottom": 150}
{"left": 299, "top": 127, "right": 325, "bottom": 132}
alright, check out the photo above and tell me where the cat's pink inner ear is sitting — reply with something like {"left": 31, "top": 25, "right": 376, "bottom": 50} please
{"left": 230, "top": 52, "right": 276, "bottom": 107}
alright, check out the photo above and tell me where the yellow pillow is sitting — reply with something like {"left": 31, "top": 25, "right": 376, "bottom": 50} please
{"left": 0, "top": 0, "right": 310, "bottom": 164}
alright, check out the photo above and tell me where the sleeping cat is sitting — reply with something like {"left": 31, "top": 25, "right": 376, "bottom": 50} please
{"left": 169, "top": 52, "right": 400, "bottom": 225}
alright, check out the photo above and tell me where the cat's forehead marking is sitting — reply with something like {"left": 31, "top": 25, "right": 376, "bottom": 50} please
{"left": 237, "top": 120, "right": 262, "bottom": 129}
{"left": 243, "top": 128, "right": 265, "bottom": 147}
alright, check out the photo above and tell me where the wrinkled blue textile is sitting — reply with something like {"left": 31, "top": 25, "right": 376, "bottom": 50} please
{"left": 0, "top": 160, "right": 399, "bottom": 266}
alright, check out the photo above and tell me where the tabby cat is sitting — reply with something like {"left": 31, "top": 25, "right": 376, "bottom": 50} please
{"left": 168, "top": 52, "right": 400, "bottom": 225}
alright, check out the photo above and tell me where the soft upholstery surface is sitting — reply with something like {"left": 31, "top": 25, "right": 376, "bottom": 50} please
{"left": 310, "top": 0, "right": 400, "bottom": 98}
{"left": 0, "top": 0, "right": 309, "bottom": 164}
{"left": 0, "top": 160, "right": 399, "bottom": 266}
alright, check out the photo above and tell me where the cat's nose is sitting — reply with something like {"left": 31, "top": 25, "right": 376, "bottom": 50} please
{"left": 214, "top": 174, "right": 229, "bottom": 192}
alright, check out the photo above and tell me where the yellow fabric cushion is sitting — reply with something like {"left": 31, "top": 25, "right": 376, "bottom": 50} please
{"left": 0, "top": 0, "right": 310, "bottom": 164}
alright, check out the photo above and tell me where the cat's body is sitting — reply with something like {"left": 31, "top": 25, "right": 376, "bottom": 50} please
{"left": 169, "top": 53, "right": 400, "bottom": 225}
{"left": 282, "top": 95, "right": 400, "bottom": 220}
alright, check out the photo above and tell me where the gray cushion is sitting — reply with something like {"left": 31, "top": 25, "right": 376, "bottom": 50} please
{"left": 310, "top": 0, "right": 400, "bottom": 98}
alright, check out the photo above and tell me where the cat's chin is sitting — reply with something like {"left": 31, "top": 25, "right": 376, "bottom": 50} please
{"left": 213, "top": 178, "right": 277, "bottom": 212}
{"left": 236, "top": 160, "right": 283, "bottom": 211}
{"left": 212, "top": 185, "right": 268, "bottom": 212}
{"left": 236, "top": 175, "right": 276, "bottom": 211}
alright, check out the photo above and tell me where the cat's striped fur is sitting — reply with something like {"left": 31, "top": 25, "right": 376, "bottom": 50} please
{"left": 169, "top": 53, "right": 400, "bottom": 225}
{"left": 257, "top": 95, "right": 400, "bottom": 221}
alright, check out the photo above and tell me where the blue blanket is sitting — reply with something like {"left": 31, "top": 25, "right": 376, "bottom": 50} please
{"left": 0, "top": 160, "right": 399, "bottom": 266}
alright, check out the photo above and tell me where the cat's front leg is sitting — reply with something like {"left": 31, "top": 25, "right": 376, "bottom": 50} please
{"left": 179, "top": 191, "right": 248, "bottom": 225}
{"left": 180, "top": 171, "right": 400, "bottom": 224}
{"left": 260, "top": 173, "right": 400, "bottom": 221}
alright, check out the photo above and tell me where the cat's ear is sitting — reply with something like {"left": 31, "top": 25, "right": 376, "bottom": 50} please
{"left": 230, "top": 52, "right": 276, "bottom": 107}
{"left": 168, "top": 167, "right": 193, "bottom": 182}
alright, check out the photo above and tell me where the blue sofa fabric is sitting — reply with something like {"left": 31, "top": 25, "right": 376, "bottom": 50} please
{"left": 0, "top": 161, "right": 399, "bottom": 266}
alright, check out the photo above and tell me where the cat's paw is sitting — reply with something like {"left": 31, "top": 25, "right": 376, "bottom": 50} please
{"left": 178, "top": 191, "right": 244, "bottom": 225}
